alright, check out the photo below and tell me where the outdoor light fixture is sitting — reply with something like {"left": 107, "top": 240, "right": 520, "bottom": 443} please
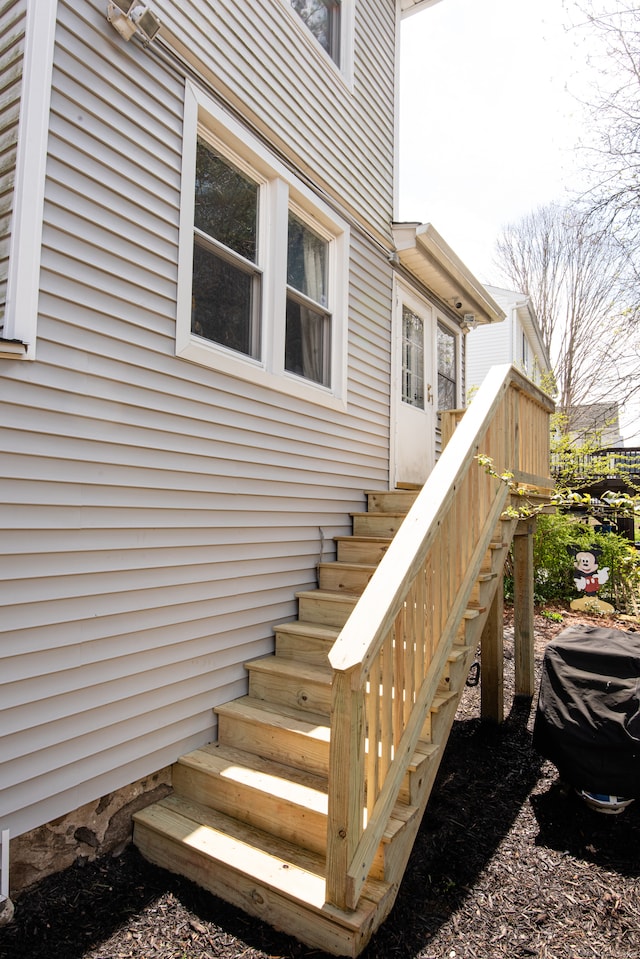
{"left": 459, "top": 313, "right": 477, "bottom": 333}
{"left": 107, "top": 0, "right": 161, "bottom": 43}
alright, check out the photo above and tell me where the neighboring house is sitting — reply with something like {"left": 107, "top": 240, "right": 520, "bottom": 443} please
{"left": 565, "top": 403, "right": 623, "bottom": 449}
{"left": 1, "top": 2, "right": 549, "bottom": 950}
{"left": 466, "top": 284, "right": 552, "bottom": 396}
{"left": 1, "top": 0, "right": 500, "bottom": 858}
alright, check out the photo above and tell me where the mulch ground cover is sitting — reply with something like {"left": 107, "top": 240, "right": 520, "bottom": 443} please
{"left": 2, "top": 605, "right": 640, "bottom": 959}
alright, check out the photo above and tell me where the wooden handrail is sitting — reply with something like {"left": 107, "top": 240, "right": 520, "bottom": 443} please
{"left": 325, "top": 365, "right": 553, "bottom": 910}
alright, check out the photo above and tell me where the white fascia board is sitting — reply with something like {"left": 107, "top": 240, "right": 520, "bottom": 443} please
{"left": 400, "top": 0, "right": 446, "bottom": 19}
{"left": 3, "top": 0, "right": 58, "bottom": 360}
{"left": 515, "top": 301, "right": 552, "bottom": 372}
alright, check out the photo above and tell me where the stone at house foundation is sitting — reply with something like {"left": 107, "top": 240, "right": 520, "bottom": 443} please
{"left": 0, "top": 895, "right": 14, "bottom": 927}
{"left": 9, "top": 767, "right": 172, "bottom": 897}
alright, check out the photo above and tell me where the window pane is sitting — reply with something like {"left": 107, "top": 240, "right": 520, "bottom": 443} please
{"left": 437, "top": 324, "right": 456, "bottom": 410}
{"left": 285, "top": 296, "right": 330, "bottom": 386}
{"left": 438, "top": 377, "right": 456, "bottom": 411}
{"left": 287, "top": 212, "right": 328, "bottom": 306}
{"left": 291, "top": 0, "right": 340, "bottom": 64}
{"left": 194, "top": 138, "right": 258, "bottom": 262}
{"left": 192, "top": 240, "right": 259, "bottom": 358}
{"left": 437, "top": 324, "right": 455, "bottom": 378}
{"left": 402, "top": 305, "right": 424, "bottom": 409}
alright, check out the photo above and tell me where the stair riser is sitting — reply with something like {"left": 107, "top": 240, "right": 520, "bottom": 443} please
{"left": 275, "top": 630, "right": 333, "bottom": 665}
{"left": 217, "top": 712, "right": 330, "bottom": 775}
{"left": 318, "top": 565, "right": 374, "bottom": 594}
{"left": 248, "top": 667, "right": 332, "bottom": 714}
{"left": 352, "top": 514, "right": 405, "bottom": 537}
{"left": 336, "top": 539, "right": 390, "bottom": 565}
{"left": 366, "top": 492, "right": 418, "bottom": 514}
{"left": 298, "top": 595, "right": 356, "bottom": 628}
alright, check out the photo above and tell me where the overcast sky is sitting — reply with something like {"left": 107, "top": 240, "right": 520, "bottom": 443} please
{"left": 398, "top": 0, "right": 589, "bottom": 285}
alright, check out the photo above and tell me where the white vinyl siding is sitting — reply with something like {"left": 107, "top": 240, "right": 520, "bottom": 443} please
{"left": 0, "top": 0, "right": 394, "bottom": 839}
{"left": 465, "top": 319, "right": 511, "bottom": 396}
{"left": 152, "top": 0, "right": 396, "bottom": 241}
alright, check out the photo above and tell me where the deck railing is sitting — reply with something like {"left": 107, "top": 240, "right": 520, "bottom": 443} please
{"left": 325, "top": 365, "right": 554, "bottom": 910}
{"left": 551, "top": 447, "right": 640, "bottom": 483}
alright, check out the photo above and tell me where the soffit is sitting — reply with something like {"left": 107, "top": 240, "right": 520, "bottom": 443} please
{"left": 392, "top": 222, "right": 505, "bottom": 326}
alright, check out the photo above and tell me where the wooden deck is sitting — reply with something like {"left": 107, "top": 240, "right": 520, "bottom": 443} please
{"left": 133, "top": 365, "right": 554, "bottom": 957}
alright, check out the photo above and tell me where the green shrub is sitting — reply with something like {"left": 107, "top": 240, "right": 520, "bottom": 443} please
{"left": 528, "top": 512, "right": 640, "bottom": 611}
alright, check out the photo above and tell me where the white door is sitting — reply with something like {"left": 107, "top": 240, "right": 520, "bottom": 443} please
{"left": 391, "top": 285, "right": 437, "bottom": 487}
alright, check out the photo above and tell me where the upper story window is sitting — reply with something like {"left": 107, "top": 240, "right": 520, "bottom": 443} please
{"left": 177, "top": 81, "right": 349, "bottom": 409}
{"left": 437, "top": 323, "right": 457, "bottom": 410}
{"left": 291, "top": 1, "right": 341, "bottom": 65}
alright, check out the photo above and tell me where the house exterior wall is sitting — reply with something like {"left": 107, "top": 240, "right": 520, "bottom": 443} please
{"left": 0, "top": 0, "right": 27, "bottom": 325}
{"left": 466, "top": 285, "right": 551, "bottom": 394}
{"left": 465, "top": 318, "right": 511, "bottom": 398}
{"left": 0, "top": 0, "right": 398, "bottom": 841}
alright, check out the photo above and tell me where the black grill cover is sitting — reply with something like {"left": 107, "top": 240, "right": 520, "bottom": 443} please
{"left": 533, "top": 625, "right": 640, "bottom": 796}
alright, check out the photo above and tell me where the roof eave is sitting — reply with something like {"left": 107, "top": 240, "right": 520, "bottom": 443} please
{"left": 399, "top": 0, "right": 445, "bottom": 19}
{"left": 392, "top": 222, "right": 505, "bottom": 325}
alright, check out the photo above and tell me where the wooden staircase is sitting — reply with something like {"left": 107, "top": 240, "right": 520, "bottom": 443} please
{"left": 133, "top": 490, "right": 517, "bottom": 956}
{"left": 133, "top": 365, "right": 554, "bottom": 957}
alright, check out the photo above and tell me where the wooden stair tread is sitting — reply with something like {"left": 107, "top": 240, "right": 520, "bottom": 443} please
{"left": 431, "top": 691, "right": 458, "bottom": 713}
{"left": 408, "top": 741, "right": 440, "bottom": 772}
{"left": 134, "top": 795, "right": 391, "bottom": 924}
{"left": 318, "top": 561, "right": 378, "bottom": 573}
{"left": 448, "top": 645, "right": 472, "bottom": 663}
{"left": 274, "top": 621, "right": 341, "bottom": 641}
{"left": 246, "top": 656, "right": 333, "bottom": 684}
{"left": 216, "top": 695, "right": 330, "bottom": 732}
{"left": 334, "top": 535, "right": 393, "bottom": 544}
{"left": 349, "top": 512, "right": 406, "bottom": 519}
{"left": 296, "top": 589, "right": 358, "bottom": 603}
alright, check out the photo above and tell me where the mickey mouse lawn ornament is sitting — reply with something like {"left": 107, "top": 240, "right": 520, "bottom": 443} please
{"left": 566, "top": 545, "right": 615, "bottom": 614}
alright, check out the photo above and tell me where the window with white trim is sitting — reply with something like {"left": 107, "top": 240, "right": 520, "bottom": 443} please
{"left": 290, "top": 1, "right": 342, "bottom": 65}
{"left": 280, "top": 0, "right": 354, "bottom": 85}
{"left": 177, "top": 82, "right": 349, "bottom": 406}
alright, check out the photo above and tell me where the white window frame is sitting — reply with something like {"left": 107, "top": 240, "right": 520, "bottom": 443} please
{"left": 177, "top": 81, "right": 349, "bottom": 409}
{"left": 2, "top": 0, "right": 57, "bottom": 361}
{"left": 279, "top": 0, "right": 355, "bottom": 88}
{"left": 436, "top": 316, "right": 462, "bottom": 411}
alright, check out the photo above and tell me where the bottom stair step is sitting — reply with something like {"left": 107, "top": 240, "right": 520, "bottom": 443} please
{"left": 134, "top": 794, "right": 394, "bottom": 957}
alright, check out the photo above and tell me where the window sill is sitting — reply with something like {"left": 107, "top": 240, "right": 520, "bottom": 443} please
{"left": 177, "top": 336, "right": 347, "bottom": 413}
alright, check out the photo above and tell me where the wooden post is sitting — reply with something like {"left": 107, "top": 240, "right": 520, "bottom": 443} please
{"left": 513, "top": 519, "right": 536, "bottom": 698}
{"left": 326, "top": 670, "right": 365, "bottom": 909}
{"left": 481, "top": 573, "right": 504, "bottom": 723}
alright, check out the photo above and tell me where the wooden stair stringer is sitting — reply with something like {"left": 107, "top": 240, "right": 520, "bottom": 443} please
{"left": 380, "top": 513, "right": 521, "bottom": 893}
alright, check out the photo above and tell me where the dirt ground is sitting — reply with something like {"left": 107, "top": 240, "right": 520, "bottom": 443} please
{"left": 2, "top": 605, "right": 640, "bottom": 959}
